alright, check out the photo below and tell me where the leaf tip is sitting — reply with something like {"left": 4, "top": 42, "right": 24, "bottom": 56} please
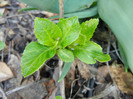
{"left": 35, "top": 17, "right": 40, "bottom": 21}
{"left": 58, "top": 79, "right": 61, "bottom": 82}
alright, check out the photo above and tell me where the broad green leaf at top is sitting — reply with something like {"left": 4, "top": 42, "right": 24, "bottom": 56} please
{"left": 57, "top": 49, "right": 74, "bottom": 62}
{"left": 35, "top": 17, "right": 62, "bottom": 46}
{"left": 57, "top": 16, "right": 81, "bottom": 48}
{"left": 73, "top": 41, "right": 111, "bottom": 64}
{"left": 18, "top": 0, "right": 96, "bottom": 14}
{"left": 21, "top": 42, "right": 56, "bottom": 77}
{"left": 98, "top": 0, "right": 133, "bottom": 73}
{"left": 0, "top": 41, "right": 5, "bottom": 50}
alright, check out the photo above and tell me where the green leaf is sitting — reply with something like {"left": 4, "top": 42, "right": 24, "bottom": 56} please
{"left": 34, "top": 17, "right": 62, "bottom": 46}
{"left": 18, "top": 0, "right": 96, "bottom": 13}
{"left": 85, "top": 41, "right": 111, "bottom": 62}
{"left": 73, "top": 19, "right": 99, "bottom": 45}
{"left": 72, "top": 32, "right": 87, "bottom": 45}
{"left": 57, "top": 49, "right": 74, "bottom": 62}
{"left": 81, "top": 19, "right": 99, "bottom": 41}
{"left": 63, "top": 6, "right": 98, "bottom": 19}
{"left": 118, "top": 42, "right": 128, "bottom": 72}
{"left": 73, "top": 47, "right": 96, "bottom": 64}
{"left": 57, "top": 16, "right": 81, "bottom": 48}
{"left": 0, "top": 41, "right": 5, "bottom": 50}
{"left": 21, "top": 42, "right": 56, "bottom": 77}
{"left": 58, "top": 62, "right": 72, "bottom": 82}
{"left": 98, "top": 0, "right": 133, "bottom": 73}
{"left": 18, "top": 7, "right": 38, "bottom": 12}
{"left": 49, "top": 6, "right": 98, "bottom": 19}
{"left": 56, "top": 96, "right": 63, "bottom": 99}
{"left": 73, "top": 41, "right": 111, "bottom": 64}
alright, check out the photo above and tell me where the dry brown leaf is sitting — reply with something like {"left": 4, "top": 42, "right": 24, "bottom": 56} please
{"left": 90, "top": 84, "right": 117, "bottom": 99}
{"left": 0, "top": 62, "right": 14, "bottom": 82}
{"left": 77, "top": 61, "right": 91, "bottom": 79}
{"left": 19, "top": 3, "right": 27, "bottom": 8}
{"left": 43, "top": 11, "right": 58, "bottom": 17}
{"left": 97, "top": 66, "right": 110, "bottom": 83}
{"left": 44, "top": 79, "right": 56, "bottom": 95}
{"left": 97, "top": 62, "right": 123, "bottom": 83}
{"left": 76, "top": 59, "right": 97, "bottom": 79}
{"left": 18, "top": 81, "right": 47, "bottom": 99}
{"left": 8, "top": 93, "right": 22, "bottom": 99}
{"left": 110, "top": 66, "right": 133, "bottom": 95}
{"left": 0, "top": 0, "right": 8, "bottom": 7}
{"left": 0, "top": 18, "right": 6, "bottom": 24}
{"left": 8, "top": 29, "right": 15, "bottom": 36}
{"left": 8, "top": 54, "right": 22, "bottom": 86}
{"left": 43, "top": 87, "right": 57, "bottom": 99}
{"left": 96, "top": 62, "right": 133, "bottom": 95}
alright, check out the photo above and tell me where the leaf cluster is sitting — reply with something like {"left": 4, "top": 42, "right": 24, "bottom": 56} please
{"left": 21, "top": 16, "right": 110, "bottom": 77}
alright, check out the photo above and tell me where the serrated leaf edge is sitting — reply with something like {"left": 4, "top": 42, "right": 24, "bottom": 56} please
{"left": 22, "top": 46, "right": 55, "bottom": 77}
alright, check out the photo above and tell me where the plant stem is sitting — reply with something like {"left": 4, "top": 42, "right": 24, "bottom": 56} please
{"left": 0, "top": 87, "right": 7, "bottom": 99}
{"left": 59, "top": 0, "right": 64, "bottom": 18}
{"left": 58, "top": 0, "right": 65, "bottom": 99}
{"left": 58, "top": 59, "right": 66, "bottom": 99}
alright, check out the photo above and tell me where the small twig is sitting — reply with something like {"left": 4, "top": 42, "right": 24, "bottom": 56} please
{"left": 106, "top": 31, "right": 112, "bottom": 80}
{"left": 28, "top": 12, "right": 34, "bottom": 20}
{"left": 106, "top": 30, "right": 120, "bottom": 97}
{"left": 0, "top": 13, "right": 29, "bottom": 20}
{"left": 44, "top": 63, "right": 53, "bottom": 69}
{"left": 1, "top": 25, "right": 8, "bottom": 62}
{"left": 70, "top": 78, "right": 79, "bottom": 98}
{"left": 8, "top": 41, "right": 11, "bottom": 62}
{"left": 59, "top": 0, "right": 64, "bottom": 18}
{"left": 5, "top": 78, "right": 48, "bottom": 95}
{"left": 83, "top": 85, "right": 94, "bottom": 91}
{"left": 72, "top": 79, "right": 87, "bottom": 98}
{"left": 0, "top": 87, "right": 7, "bottom": 99}
{"left": 88, "top": 84, "right": 116, "bottom": 99}
{"left": 6, "top": 83, "right": 32, "bottom": 95}
{"left": 104, "top": 49, "right": 119, "bottom": 53}
{"left": 72, "top": 87, "right": 81, "bottom": 99}
{"left": 112, "top": 42, "right": 123, "bottom": 63}
{"left": 1, "top": 50, "right": 4, "bottom": 62}
{"left": 58, "top": 59, "right": 66, "bottom": 99}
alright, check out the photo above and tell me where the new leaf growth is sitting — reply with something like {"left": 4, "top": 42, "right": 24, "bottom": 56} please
{"left": 21, "top": 16, "right": 111, "bottom": 77}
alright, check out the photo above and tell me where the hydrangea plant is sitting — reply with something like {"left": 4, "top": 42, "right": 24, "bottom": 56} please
{"left": 21, "top": 16, "right": 110, "bottom": 78}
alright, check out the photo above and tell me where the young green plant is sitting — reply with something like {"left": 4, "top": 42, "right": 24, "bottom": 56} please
{"left": 21, "top": 16, "right": 110, "bottom": 80}
{"left": 0, "top": 41, "right": 5, "bottom": 51}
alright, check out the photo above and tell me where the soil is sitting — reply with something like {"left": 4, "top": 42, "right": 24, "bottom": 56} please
{"left": 0, "top": 0, "right": 133, "bottom": 99}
